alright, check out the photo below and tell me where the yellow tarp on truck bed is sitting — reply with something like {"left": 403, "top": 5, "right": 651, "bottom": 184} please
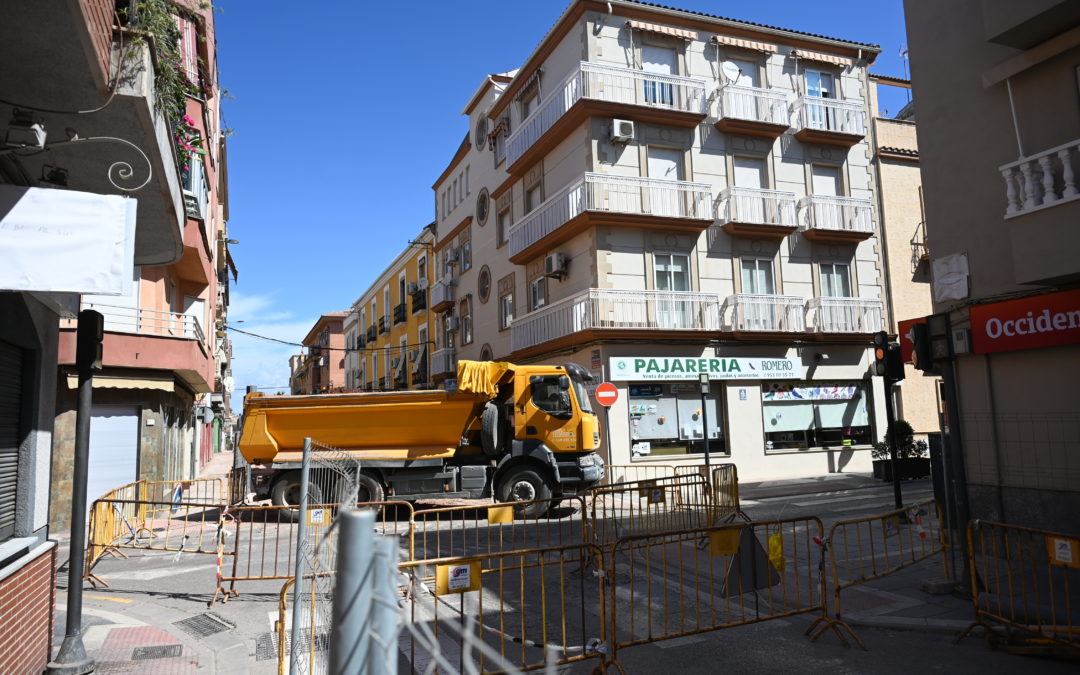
{"left": 456, "top": 360, "right": 512, "bottom": 397}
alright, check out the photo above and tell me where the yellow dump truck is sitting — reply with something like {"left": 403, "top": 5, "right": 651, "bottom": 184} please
{"left": 238, "top": 360, "right": 604, "bottom": 516}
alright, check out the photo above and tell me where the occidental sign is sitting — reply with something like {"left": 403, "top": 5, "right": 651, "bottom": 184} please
{"left": 970, "top": 288, "right": 1080, "bottom": 354}
{"left": 609, "top": 356, "right": 798, "bottom": 381}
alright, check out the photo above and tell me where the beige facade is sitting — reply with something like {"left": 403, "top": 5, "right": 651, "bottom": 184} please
{"left": 290, "top": 312, "right": 347, "bottom": 395}
{"left": 905, "top": 0, "right": 1080, "bottom": 532}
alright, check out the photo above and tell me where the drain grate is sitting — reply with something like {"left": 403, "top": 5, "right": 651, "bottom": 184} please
{"left": 173, "top": 612, "right": 236, "bottom": 638}
{"left": 132, "top": 644, "right": 183, "bottom": 660}
{"left": 255, "top": 632, "right": 279, "bottom": 661}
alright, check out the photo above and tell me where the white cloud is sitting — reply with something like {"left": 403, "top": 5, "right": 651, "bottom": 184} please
{"left": 226, "top": 290, "right": 311, "bottom": 396}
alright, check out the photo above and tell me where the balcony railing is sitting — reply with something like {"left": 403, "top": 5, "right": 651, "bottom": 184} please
{"left": 800, "top": 195, "right": 874, "bottom": 235}
{"left": 393, "top": 303, "right": 407, "bottom": 325}
{"left": 910, "top": 220, "right": 928, "bottom": 271}
{"left": 717, "top": 84, "right": 790, "bottom": 127}
{"left": 432, "top": 347, "right": 456, "bottom": 376}
{"left": 1000, "top": 138, "right": 1080, "bottom": 218}
{"left": 807, "top": 297, "right": 883, "bottom": 333}
{"left": 366, "top": 325, "right": 377, "bottom": 342}
{"left": 411, "top": 290, "right": 427, "bottom": 313}
{"left": 506, "top": 61, "right": 708, "bottom": 167}
{"left": 378, "top": 316, "right": 388, "bottom": 334}
{"left": 508, "top": 173, "right": 713, "bottom": 258}
{"left": 511, "top": 288, "right": 723, "bottom": 352}
{"left": 722, "top": 294, "right": 806, "bottom": 332}
{"left": 796, "top": 96, "right": 866, "bottom": 137}
{"left": 81, "top": 302, "right": 205, "bottom": 344}
{"left": 718, "top": 187, "right": 798, "bottom": 227}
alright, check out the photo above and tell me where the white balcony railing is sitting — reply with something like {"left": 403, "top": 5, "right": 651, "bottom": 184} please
{"left": 81, "top": 302, "right": 206, "bottom": 343}
{"left": 431, "top": 347, "right": 456, "bottom": 376}
{"left": 797, "top": 96, "right": 866, "bottom": 137}
{"left": 717, "top": 84, "right": 790, "bottom": 127}
{"left": 718, "top": 187, "right": 798, "bottom": 227}
{"left": 508, "top": 173, "right": 713, "bottom": 257}
{"left": 1000, "top": 138, "right": 1080, "bottom": 218}
{"left": 800, "top": 195, "right": 874, "bottom": 235}
{"left": 511, "top": 288, "right": 723, "bottom": 352}
{"left": 722, "top": 294, "right": 806, "bottom": 332}
{"left": 506, "top": 62, "right": 708, "bottom": 167}
{"left": 807, "top": 297, "right": 883, "bottom": 333}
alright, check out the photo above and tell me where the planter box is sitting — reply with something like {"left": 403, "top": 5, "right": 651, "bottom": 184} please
{"left": 873, "top": 457, "right": 931, "bottom": 481}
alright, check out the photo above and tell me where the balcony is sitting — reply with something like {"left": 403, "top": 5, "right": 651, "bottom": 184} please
{"left": 504, "top": 61, "right": 708, "bottom": 174}
{"left": 714, "top": 85, "right": 790, "bottom": 139}
{"left": 510, "top": 288, "right": 723, "bottom": 354}
{"left": 716, "top": 187, "right": 798, "bottom": 239}
{"left": 1000, "top": 138, "right": 1080, "bottom": 218}
{"left": 366, "top": 325, "right": 377, "bottom": 342}
{"left": 431, "top": 348, "right": 456, "bottom": 378}
{"left": 411, "top": 289, "right": 427, "bottom": 313}
{"left": 807, "top": 297, "right": 883, "bottom": 335}
{"left": 721, "top": 294, "right": 806, "bottom": 334}
{"left": 431, "top": 279, "right": 455, "bottom": 313}
{"left": 799, "top": 195, "right": 875, "bottom": 244}
{"left": 378, "top": 316, "right": 389, "bottom": 334}
{"left": 794, "top": 97, "right": 867, "bottom": 147}
{"left": 393, "top": 303, "right": 407, "bottom": 325}
{"left": 508, "top": 173, "right": 713, "bottom": 263}
{"left": 911, "top": 220, "right": 928, "bottom": 271}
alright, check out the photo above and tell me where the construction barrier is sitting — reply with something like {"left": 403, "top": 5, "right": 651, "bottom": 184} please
{"left": 958, "top": 519, "right": 1080, "bottom": 653}
{"left": 141, "top": 477, "right": 226, "bottom": 505}
{"left": 410, "top": 497, "right": 588, "bottom": 569}
{"left": 210, "top": 500, "right": 413, "bottom": 605}
{"left": 227, "top": 465, "right": 248, "bottom": 505}
{"left": 84, "top": 496, "right": 227, "bottom": 588}
{"left": 608, "top": 516, "right": 861, "bottom": 658}
{"left": 399, "top": 542, "right": 609, "bottom": 674}
{"left": 825, "top": 499, "right": 946, "bottom": 622}
{"left": 587, "top": 474, "right": 728, "bottom": 547}
{"left": 601, "top": 463, "right": 682, "bottom": 487}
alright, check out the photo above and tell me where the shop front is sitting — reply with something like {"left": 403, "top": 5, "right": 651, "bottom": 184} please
{"left": 586, "top": 344, "right": 885, "bottom": 481}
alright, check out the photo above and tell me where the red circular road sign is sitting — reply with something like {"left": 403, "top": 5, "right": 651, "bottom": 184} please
{"left": 594, "top": 382, "right": 619, "bottom": 407}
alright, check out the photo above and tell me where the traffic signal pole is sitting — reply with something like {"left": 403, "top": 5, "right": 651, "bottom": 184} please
{"left": 873, "top": 331, "right": 905, "bottom": 511}
{"left": 883, "top": 379, "right": 903, "bottom": 511}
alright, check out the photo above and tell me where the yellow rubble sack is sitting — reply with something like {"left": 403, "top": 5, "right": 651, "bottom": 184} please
{"left": 457, "top": 360, "right": 512, "bottom": 397}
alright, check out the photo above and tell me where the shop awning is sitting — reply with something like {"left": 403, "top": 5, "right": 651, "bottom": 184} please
{"left": 0, "top": 186, "right": 136, "bottom": 295}
{"left": 626, "top": 20, "right": 698, "bottom": 41}
{"left": 65, "top": 373, "right": 176, "bottom": 392}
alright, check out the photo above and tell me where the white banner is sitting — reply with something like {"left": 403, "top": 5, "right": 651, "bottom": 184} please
{"left": 0, "top": 186, "right": 136, "bottom": 294}
{"left": 609, "top": 356, "right": 798, "bottom": 381}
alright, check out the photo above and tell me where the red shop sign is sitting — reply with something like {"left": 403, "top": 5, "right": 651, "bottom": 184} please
{"left": 897, "top": 316, "right": 928, "bottom": 363}
{"left": 970, "top": 288, "right": 1080, "bottom": 354}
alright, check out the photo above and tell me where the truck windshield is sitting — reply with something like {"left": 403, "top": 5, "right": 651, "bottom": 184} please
{"left": 572, "top": 377, "right": 593, "bottom": 414}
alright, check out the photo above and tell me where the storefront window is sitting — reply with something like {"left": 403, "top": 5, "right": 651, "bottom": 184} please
{"left": 761, "top": 381, "right": 871, "bottom": 452}
{"left": 627, "top": 382, "right": 726, "bottom": 458}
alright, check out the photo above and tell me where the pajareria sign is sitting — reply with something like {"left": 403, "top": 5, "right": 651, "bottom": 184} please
{"left": 609, "top": 356, "right": 799, "bottom": 381}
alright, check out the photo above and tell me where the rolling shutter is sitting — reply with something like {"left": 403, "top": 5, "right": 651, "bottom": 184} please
{"left": 0, "top": 340, "right": 24, "bottom": 540}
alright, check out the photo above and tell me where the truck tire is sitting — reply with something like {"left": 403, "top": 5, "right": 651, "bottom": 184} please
{"left": 480, "top": 402, "right": 501, "bottom": 457}
{"left": 270, "top": 471, "right": 325, "bottom": 522}
{"left": 496, "top": 466, "right": 553, "bottom": 518}
{"left": 355, "top": 471, "right": 385, "bottom": 504}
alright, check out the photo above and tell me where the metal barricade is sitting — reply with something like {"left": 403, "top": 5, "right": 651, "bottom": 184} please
{"left": 601, "top": 463, "right": 680, "bottom": 487}
{"left": 410, "top": 497, "right": 588, "bottom": 570}
{"left": 588, "top": 474, "right": 724, "bottom": 547}
{"left": 399, "top": 542, "right": 609, "bottom": 674}
{"left": 141, "top": 477, "right": 227, "bottom": 505}
{"left": 958, "top": 520, "right": 1080, "bottom": 653}
{"left": 825, "top": 499, "right": 946, "bottom": 622}
{"left": 210, "top": 500, "right": 413, "bottom": 605}
{"left": 227, "top": 465, "right": 248, "bottom": 505}
{"left": 606, "top": 516, "right": 860, "bottom": 659}
{"left": 84, "top": 480, "right": 146, "bottom": 586}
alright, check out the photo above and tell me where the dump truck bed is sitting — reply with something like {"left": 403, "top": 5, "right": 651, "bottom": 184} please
{"left": 239, "top": 388, "right": 492, "bottom": 463}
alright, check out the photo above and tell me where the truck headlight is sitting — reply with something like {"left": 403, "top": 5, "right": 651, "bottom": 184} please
{"left": 577, "top": 455, "right": 594, "bottom": 468}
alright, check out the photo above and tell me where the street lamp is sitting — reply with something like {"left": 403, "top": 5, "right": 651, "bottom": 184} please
{"left": 698, "top": 372, "right": 711, "bottom": 472}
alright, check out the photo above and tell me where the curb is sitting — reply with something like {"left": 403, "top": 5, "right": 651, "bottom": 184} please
{"left": 844, "top": 612, "right": 972, "bottom": 635}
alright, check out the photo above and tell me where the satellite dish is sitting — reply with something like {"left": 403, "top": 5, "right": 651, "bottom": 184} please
{"left": 721, "top": 61, "right": 742, "bottom": 83}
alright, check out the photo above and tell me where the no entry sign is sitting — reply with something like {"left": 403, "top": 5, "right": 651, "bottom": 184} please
{"left": 594, "top": 382, "right": 619, "bottom": 407}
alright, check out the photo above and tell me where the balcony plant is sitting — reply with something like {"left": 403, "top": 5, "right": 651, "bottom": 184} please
{"left": 871, "top": 419, "right": 930, "bottom": 481}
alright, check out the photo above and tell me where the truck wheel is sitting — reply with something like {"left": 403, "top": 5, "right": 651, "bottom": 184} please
{"left": 480, "top": 402, "right": 501, "bottom": 457}
{"left": 355, "top": 471, "right": 385, "bottom": 504}
{"left": 497, "top": 466, "right": 552, "bottom": 518}
{"left": 270, "top": 471, "right": 325, "bottom": 522}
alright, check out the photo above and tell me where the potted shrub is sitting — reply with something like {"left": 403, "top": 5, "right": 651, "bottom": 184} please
{"left": 871, "top": 420, "right": 931, "bottom": 481}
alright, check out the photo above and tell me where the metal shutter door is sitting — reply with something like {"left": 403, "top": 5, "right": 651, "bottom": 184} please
{"left": 86, "top": 406, "right": 140, "bottom": 510}
{"left": 0, "top": 340, "right": 23, "bottom": 539}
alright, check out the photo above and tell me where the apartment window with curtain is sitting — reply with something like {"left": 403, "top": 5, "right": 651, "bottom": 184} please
{"left": 461, "top": 239, "right": 472, "bottom": 272}
{"left": 740, "top": 258, "right": 775, "bottom": 295}
{"left": 819, "top": 263, "right": 851, "bottom": 297}
{"left": 641, "top": 44, "right": 677, "bottom": 105}
{"left": 459, "top": 297, "right": 473, "bottom": 345}
{"left": 654, "top": 254, "right": 690, "bottom": 292}
{"left": 500, "top": 292, "right": 514, "bottom": 330}
{"left": 530, "top": 277, "right": 547, "bottom": 311}
{"left": 496, "top": 207, "right": 510, "bottom": 247}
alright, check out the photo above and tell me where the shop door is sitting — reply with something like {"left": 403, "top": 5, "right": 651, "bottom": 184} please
{"left": 86, "top": 406, "right": 140, "bottom": 511}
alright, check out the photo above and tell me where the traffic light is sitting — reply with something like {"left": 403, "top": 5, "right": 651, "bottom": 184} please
{"left": 872, "top": 331, "right": 905, "bottom": 382}
{"left": 910, "top": 322, "right": 933, "bottom": 372}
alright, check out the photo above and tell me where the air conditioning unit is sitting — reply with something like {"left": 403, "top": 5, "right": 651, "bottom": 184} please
{"left": 445, "top": 248, "right": 460, "bottom": 263}
{"left": 611, "top": 118, "right": 635, "bottom": 143}
{"left": 407, "top": 281, "right": 419, "bottom": 294}
{"left": 544, "top": 252, "right": 568, "bottom": 278}
{"left": 418, "top": 277, "right": 429, "bottom": 290}
{"left": 408, "top": 349, "right": 420, "bottom": 362}
{"left": 446, "top": 317, "right": 460, "bottom": 332}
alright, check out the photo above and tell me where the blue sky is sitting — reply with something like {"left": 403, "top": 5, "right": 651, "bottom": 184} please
{"left": 216, "top": 0, "right": 912, "bottom": 393}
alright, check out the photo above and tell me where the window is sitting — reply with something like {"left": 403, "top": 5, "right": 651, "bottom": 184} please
{"left": 627, "top": 382, "right": 725, "bottom": 458}
{"left": 500, "top": 292, "right": 514, "bottom": 330}
{"left": 805, "top": 70, "right": 840, "bottom": 131}
{"left": 443, "top": 313, "right": 455, "bottom": 349}
{"left": 762, "top": 382, "right": 872, "bottom": 452}
{"left": 475, "top": 188, "right": 490, "bottom": 226}
{"left": 728, "top": 58, "right": 760, "bottom": 88}
{"left": 384, "top": 345, "right": 391, "bottom": 389}
{"left": 496, "top": 207, "right": 511, "bottom": 247}
{"left": 461, "top": 239, "right": 472, "bottom": 272}
{"left": 398, "top": 274, "right": 407, "bottom": 307}
{"left": 654, "top": 253, "right": 690, "bottom": 292}
{"left": 805, "top": 70, "right": 835, "bottom": 99}
{"left": 360, "top": 361, "right": 366, "bottom": 390}
{"left": 525, "top": 186, "right": 540, "bottom": 213}
{"left": 740, "top": 258, "right": 775, "bottom": 294}
{"left": 477, "top": 266, "right": 491, "bottom": 303}
{"left": 811, "top": 165, "right": 842, "bottom": 197}
{"left": 371, "top": 351, "right": 378, "bottom": 389}
{"left": 647, "top": 146, "right": 684, "bottom": 181}
{"left": 417, "top": 255, "right": 427, "bottom": 283}
{"left": 819, "top": 263, "right": 852, "bottom": 298}
{"left": 479, "top": 344, "right": 493, "bottom": 362}
{"left": 530, "top": 277, "right": 547, "bottom": 311}
{"left": 641, "top": 44, "right": 677, "bottom": 106}
{"left": 459, "top": 296, "right": 473, "bottom": 345}
{"left": 521, "top": 90, "right": 538, "bottom": 120}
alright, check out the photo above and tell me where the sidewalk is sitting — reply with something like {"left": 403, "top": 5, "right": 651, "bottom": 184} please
{"left": 740, "top": 471, "right": 885, "bottom": 500}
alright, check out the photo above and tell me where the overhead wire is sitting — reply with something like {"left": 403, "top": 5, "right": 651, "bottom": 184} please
{"left": 225, "top": 324, "right": 435, "bottom": 353}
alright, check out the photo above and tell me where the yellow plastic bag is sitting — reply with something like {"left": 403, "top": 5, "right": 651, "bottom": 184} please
{"left": 768, "top": 532, "right": 786, "bottom": 573}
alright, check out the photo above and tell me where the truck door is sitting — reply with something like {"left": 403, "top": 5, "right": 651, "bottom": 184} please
{"left": 519, "top": 373, "right": 582, "bottom": 452}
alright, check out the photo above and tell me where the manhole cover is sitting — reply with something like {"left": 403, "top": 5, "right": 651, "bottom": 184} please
{"left": 174, "top": 613, "right": 235, "bottom": 638}
{"left": 132, "top": 644, "right": 183, "bottom": 660}
{"left": 255, "top": 632, "right": 279, "bottom": 661}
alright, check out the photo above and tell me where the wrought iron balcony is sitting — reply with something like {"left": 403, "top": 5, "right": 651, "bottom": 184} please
{"left": 393, "top": 302, "right": 407, "bottom": 325}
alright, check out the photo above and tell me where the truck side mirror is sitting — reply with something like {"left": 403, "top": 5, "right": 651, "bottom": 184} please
{"left": 558, "top": 376, "right": 570, "bottom": 390}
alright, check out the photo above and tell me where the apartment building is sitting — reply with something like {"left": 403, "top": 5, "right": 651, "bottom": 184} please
{"left": 427, "top": 0, "right": 912, "bottom": 481}
{"left": 0, "top": 1, "right": 233, "bottom": 669}
{"left": 346, "top": 225, "right": 436, "bottom": 391}
{"left": 905, "top": 0, "right": 1080, "bottom": 532}
{"left": 290, "top": 312, "right": 348, "bottom": 394}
